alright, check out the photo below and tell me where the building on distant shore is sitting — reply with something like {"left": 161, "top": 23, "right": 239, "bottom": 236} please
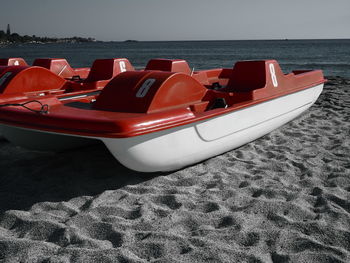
{"left": 6, "top": 24, "right": 10, "bottom": 36}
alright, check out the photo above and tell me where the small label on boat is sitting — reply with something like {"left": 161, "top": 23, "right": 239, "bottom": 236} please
{"left": 119, "top": 61, "right": 127, "bottom": 72}
{"left": 269, "top": 63, "right": 278, "bottom": 87}
{"left": 136, "top": 78, "right": 156, "bottom": 98}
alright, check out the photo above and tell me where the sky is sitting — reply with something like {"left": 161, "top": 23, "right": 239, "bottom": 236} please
{"left": 0, "top": 0, "right": 349, "bottom": 41}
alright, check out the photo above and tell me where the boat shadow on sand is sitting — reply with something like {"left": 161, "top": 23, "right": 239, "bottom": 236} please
{"left": 0, "top": 140, "right": 160, "bottom": 212}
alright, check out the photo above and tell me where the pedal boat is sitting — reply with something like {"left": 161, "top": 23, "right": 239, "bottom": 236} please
{"left": 0, "top": 57, "right": 91, "bottom": 79}
{"left": 0, "top": 60, "right": 326, "bottom": 172}
{"left": 0, "top": 57, "right": 134, "bottom": 148}
{"left": 0, "top": 57, "right": 135, "bottom": 102}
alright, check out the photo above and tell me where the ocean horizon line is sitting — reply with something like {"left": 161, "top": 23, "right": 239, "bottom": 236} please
{"left": 108, "top": 38, "right": 350, "bottom": 43}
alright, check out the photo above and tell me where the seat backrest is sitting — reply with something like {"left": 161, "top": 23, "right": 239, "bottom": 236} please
{"left": 0, "top": 58, "right": 28, "bottom": 66}
{"left": 85, "top": 58, "right": 134, "bottom": 82}
{"left": 93, "top": 71, "right": 206, "bottom": 113}
{"left": 145, "top": 59, "right": 191, "bottom": 75}
{"left": 0, "top": 66, "right": 66, "bottom": 94}
{"left": 226, "top": 61, "right": 267, "bottom": 91}
{"left": 33, "top": 58, "right": 76, "bottom": 78}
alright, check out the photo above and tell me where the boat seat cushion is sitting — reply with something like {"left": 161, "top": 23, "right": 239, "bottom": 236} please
{"left": 0, "top": 66, "right": 66, "bottom": 94}
{"left": 94, "top": 71, "right": 206, "bottom": 113}
{"left": 33, "top": 58, "right": 76, "bottom": 79}
{"left": 226, "top": 61, "right": 267, "bottom": 92}
{"left": 0, "top": 58, "right": 28, "bottom": 66}
{"left": 145, "top": 59, "right": 191, "bottom": 75}
{"left": 85, "top": 58, "right": 134, "bottom": 82}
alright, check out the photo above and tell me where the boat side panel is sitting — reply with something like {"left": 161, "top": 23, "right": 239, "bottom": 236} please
{"left": 102, "top": 84, "right": 323, "bottom": 172}
{"left": 195, "top": 84, "right": 321, "bottom": 142}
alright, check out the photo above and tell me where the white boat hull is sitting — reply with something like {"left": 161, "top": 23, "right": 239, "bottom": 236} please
{"left": 0, "top": 84, "right": 323, "bottom": 171}
{"left": 102, "top": 84, "right": 323, "bottom": 172}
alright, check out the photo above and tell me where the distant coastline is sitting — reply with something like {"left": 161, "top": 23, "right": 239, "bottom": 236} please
{"left": 0, "top": 27, "right": 96, "bottom": 45}
{"left": 124, "top": 40, "right": 138, "bottom": 43}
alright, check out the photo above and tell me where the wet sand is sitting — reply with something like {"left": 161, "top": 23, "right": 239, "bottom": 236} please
{"left": 0, "top": 77, "right": 349, "bottom": 262}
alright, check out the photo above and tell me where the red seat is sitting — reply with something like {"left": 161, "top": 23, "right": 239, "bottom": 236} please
{"left": 33, "top": 58, "right": 76, "bottom": 79}
{"left": 94, "top": 71, "right": 206, "bottom": 113}
{"left": 145, "top": 59, "right": 191, "bottom": 75}
{"left": 226, "top": 61, "right": 267, "bottom": 92}
{"left": 0, "top": 58, "right": 28, "bottom": 66}
{"left": 0, "top": 66, "right": 66, "bottom": 94}
{"left": 85, "top": 58, "right": 134, "bottom": 82}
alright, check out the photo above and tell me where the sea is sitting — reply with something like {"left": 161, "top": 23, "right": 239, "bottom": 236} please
{"left": 1, "top": 39, "right": 350, "bottom": 77}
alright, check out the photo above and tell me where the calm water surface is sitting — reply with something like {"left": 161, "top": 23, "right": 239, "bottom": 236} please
{"left": 1, "top": 39, "right": 349, "bottom": 77}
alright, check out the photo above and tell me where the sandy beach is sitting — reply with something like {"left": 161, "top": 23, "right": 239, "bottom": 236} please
{"left": 0, "top": 77, "right": 349, "bottom": 262}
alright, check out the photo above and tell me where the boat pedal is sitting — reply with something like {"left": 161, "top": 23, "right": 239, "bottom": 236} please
{"left": 211, "top": 82, "right": 222, "bottom": 90}
{"left": 70, "top": 75, "right": 82, "bottom": 81}
{"left": 209, "top": 98, "right": 228, "bottom": 110}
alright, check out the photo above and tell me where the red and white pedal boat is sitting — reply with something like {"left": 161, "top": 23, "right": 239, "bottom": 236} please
{"left": 0, "top": 59, "right": 325, "bottom": 172}
{"left": 0, "top": 57, "right": 134, "bottom": 147}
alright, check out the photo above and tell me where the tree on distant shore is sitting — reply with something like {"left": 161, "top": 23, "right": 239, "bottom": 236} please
{"left": 0, "top": 24, "right": 95, "bottom": 44}
{"left": 0, "top": 30, "right": 5, "bottom": 41}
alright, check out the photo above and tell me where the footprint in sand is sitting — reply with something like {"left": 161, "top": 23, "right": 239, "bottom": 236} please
{"left": 156, "top": 195, "right": 182, "bottom": 210}
{"left": 238, "top": 232, "right": 260, "bottom": 247}
{"left": 202, "top": 202, "right": 220, "bottom": 213}
{"left": 216, "top": 216, "right": 241, "bottom": 231}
